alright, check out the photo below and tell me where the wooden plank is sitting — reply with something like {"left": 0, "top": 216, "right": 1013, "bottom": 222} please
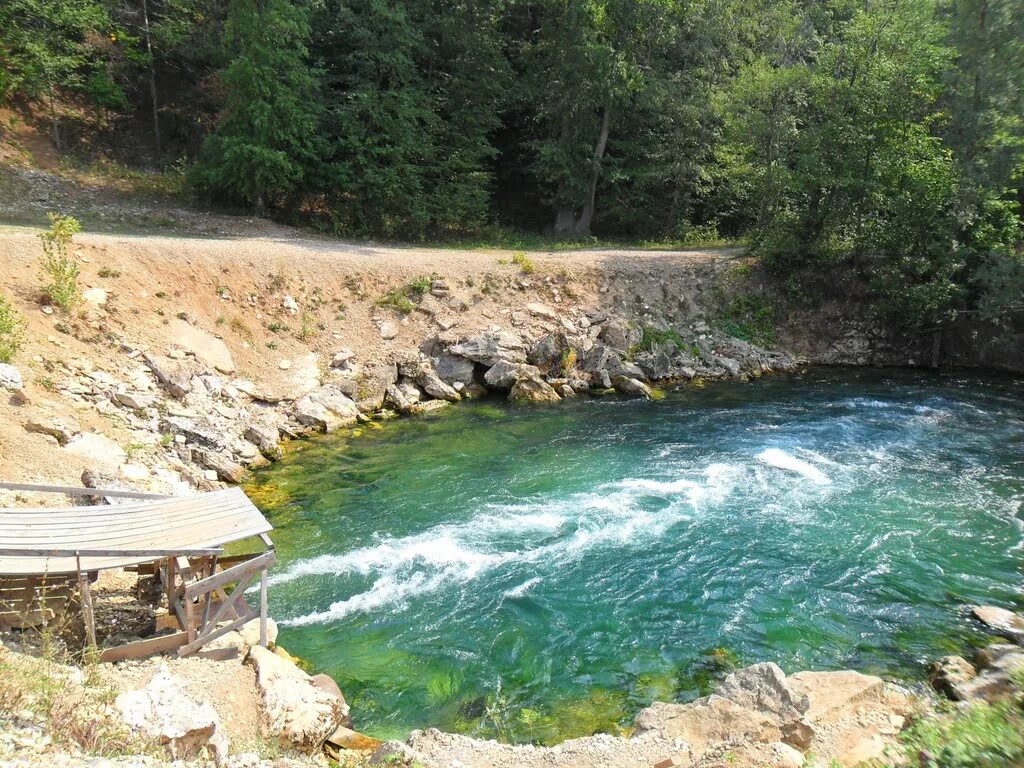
{"left": 0, "top": 481, "right": 169, "bottom": 499}
{"left": 0, "top": 547, "right": 223, "bottom": 558}
{"left": 0, "top": 608, "right": 56, "bottom": 628}
{"left": 98, "top": 631, "right": 188, "bottom": 663}
{"left": 203, "top": 571, "right": 255, "bottom": 632}
{"left": 184, "top": 551, "right": 275, "bottom": 600}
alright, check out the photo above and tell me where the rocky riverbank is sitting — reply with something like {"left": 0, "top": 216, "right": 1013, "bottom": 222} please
{"left": 0, "top": 225, "right": 821, "bottom": 504}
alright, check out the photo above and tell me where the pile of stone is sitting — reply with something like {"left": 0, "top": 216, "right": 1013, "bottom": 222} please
{"left": 371, "top": 662, "right": 914, "bottom": 768}
{"left": 928, "top": 605, "right": 1024, "bottom": 703}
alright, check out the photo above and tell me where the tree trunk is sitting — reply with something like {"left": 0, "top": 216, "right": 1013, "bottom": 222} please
{"left": 553, "top": 206, "right": 577, "bottom": 233}
{"left": 141, "top": 0, "right": 162, "bottom": 158}
{"left": 573, "top": 103, "right": 611, "bottom": 236}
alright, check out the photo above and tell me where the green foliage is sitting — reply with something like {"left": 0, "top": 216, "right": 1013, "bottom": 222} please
{"left": 629, "top": 326, "right": 687, "bottom": 358}
{"left": 899, "top": 702, "right": 1024, "bottom": 767}
{"left": 717, "top": 295, "right": 775, "bottom": 346}
{"left": 38, "top": 213, "right": 81, "bottom": 310}
{"left": 376, "top": 277, "right": 432, "bottom": 313}
{"left": 0, "top": 294, "right": 24, "bottom": 363}
{"left": 191, "top": 0, "right": 322, "bottom": 211}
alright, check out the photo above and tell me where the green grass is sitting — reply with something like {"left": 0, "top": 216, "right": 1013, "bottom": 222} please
{"left": 897, "top": 701, "right": 1024, "bottom": 767}
{"left": 424, "top": 225, "right": 741, "bottom": 253}
{"left": 376, "top": 276, "right": 433, "bottom": 313}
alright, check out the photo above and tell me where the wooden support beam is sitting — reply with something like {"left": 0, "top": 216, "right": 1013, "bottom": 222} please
{"left": 260, "top": 566, "right": 268, "bottom": 647}
{"left": 0, "top": 547, "right": 223, "bottom": 558}
{"left": 177, "top": 610, "right": 254, "bottom": 657}
{"left": 0, "top": 481, "right": 169, "bottom": 499}
{"left": 184, "top": 551, "right": 275, "bottom": 600}
{"left": 98, "top": 631, "right": 188, "bottom": 663}
{"left": 76, "top": 554, "right": 97, "bottom": 650}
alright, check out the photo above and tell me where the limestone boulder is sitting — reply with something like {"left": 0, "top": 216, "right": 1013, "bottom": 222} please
{"left": 24, "top": 416, "right": 80, "bottom": 445}
{"left": 579, "top": 344, "right": 621, "bottom": 375}
{"left": 116, "top": 666, "right": 228, "bottom": 763}
{"left": 635, "top": 697, "right": 781, "bottom": 756}
{"left": 612, "top": 376, "right": 652, "bottom": 399}
{"left": 416, "top": 365, "right": 461, "bottom": 402}
{"left": 434, "top": 354, "right": 475, "bottom": 386}
{"left": 510, "top": 376, "right": 561, "bottom": 404}
{"left": 598, "top": 319, "right": 640, "bottom": 352}
{"left": 244, "top": 423, "right": 282, "bottom": 460}
{"left": 309, "top": 386, "right": 361, "bottom": 425}
{"left": 247, "top": 645, "right": 346, "bottom": 752}
{"left": 63, "top": 432, "right": 126, "bottom": 467}
{"left": 484, "top": 361, "right": 542, "bottom": 390}
{"left": 450, "top": 330, "right": 527, "bottom": 366}
{"left": 928, "top": 655, "right": 976, "bottom": 699}
{"left": 168, "top": 319, "right": 236, "bottom": 374}
{"left": 0, "top": 363, "right": 24, "bottom": 392}
{"left": 527, "top": 332, "right": 571, "bottom": 371}
{"left": 354, "top": 362, "right": 399, "bottom": 413}
{"left": 238, "top": 616, "right": 279, "bottom": 648}
{"left": 191, "top": 447, "right": 248, "bottom": 484}
{"left": 953, "top": 649, "right": 1024, "bottom": 702}
{"left": 144, "top": 352, "right": 203, "bottom": 398}
{"left": 385, "top": 382, "right": 422, "bottom": 413}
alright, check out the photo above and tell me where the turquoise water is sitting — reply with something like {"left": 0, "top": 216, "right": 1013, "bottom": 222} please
{"left": 247, "top": 369, "right": 1024, "bottom": 744}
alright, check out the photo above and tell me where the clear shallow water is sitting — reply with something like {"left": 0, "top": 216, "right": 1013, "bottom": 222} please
{"left": 247, "top": 369, "right": 1024, "bottom": 744}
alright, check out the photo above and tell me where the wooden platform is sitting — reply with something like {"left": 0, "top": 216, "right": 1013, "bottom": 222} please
{"left": 0, "top": 487, "right": 272, "bottom": 575}
{"left": 0, "top": 484, "right": 275, "bottom": 658}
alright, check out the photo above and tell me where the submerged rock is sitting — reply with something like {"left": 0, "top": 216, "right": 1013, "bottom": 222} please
{"left": 612, "top": 376, "right": 652, "bottom": 399}
{"left": 510, "top": 376, "right": 561, "bottom": 403}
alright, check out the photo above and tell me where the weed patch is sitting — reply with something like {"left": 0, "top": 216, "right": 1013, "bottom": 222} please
{"left": 0, "top": 294, "right": 24, "bottom": 363}
{"left": 38, "top": 213, "right": 81, "bottom": 310}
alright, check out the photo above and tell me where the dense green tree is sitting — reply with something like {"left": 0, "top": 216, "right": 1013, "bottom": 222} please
{"left": 191, "top": 0, "right": 322, "bottom": 212}
{"left": 0, "top": 0, "right": 116, "bottom": 147}
{"left": 314, "top": 0, "right": 507, "bottom": 237}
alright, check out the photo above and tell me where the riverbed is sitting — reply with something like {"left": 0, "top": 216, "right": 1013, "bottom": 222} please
{"left": 247, "top": 369, "right": 1024, "bottom": 743}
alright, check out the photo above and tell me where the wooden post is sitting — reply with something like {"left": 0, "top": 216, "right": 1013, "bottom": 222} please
{"left": 75, "top": 553, "right": 97, "bottom": 649}
{"left": 260, "top": 566, "right": 268, "bottom": 647}
{"left": 199, "top": 555, "right": 218, "bottom": 633}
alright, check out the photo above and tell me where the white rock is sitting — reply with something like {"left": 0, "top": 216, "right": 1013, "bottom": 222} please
{"left": 64, "top": 432, "right": 127, "bottom": 467}
{"left": 282, "top": 295, "right": 299, "bottom": 314}
{"left": 115, "top": 665, "right": 229, "bottom": 762}
{"left": 247, "top": 645, "right": 346, "bottom": 751}
{"left": 82, "top": 287, "right": 108, "bottom": 306}
{"left": 120, "top": 463, "right": 151, "bottom": 481}
{"left": 526, "top": 303, "right": 558, "bottom": 319}
{"left": 279, "top": 360, "right": 292, "bottom": 370}
{"left": 238, "top": 617, "right": 279, "bottom": 648}
{"left": 380, "top": 321, "right": 399, "bottom": 340}
{"left": 0, "top": 363, "right": 23, "bottom": 392}
{"left": 168, "top": 319, "right": 236, "bottom": 374}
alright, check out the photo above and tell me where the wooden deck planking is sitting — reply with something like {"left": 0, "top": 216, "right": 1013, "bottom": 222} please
{"left": 0, "top": 488, "right": 272, "bottom": 575}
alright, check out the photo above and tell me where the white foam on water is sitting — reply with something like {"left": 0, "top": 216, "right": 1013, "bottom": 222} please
{"left": 280, "top": 463, "right": 743, "bottom": 625}
{"left": 756, "top": 448, "right": 831, "bottom": 485}
{"left": 503, "top": 576, "right": 542, "bottom": 598}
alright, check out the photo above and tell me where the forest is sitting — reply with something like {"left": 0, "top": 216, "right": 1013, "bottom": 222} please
{"left": 1, "top": 0, "right": 1022, "bottom": 330}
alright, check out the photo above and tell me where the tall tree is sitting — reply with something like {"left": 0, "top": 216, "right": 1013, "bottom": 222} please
{"left": 191, "top": 0, "right": 322, "bottom": 213}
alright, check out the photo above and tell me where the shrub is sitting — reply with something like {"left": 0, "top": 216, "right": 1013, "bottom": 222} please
{"left": 717, "top": 294, "right": 775, "bottom": 346}
{"left": 0, "top": 294, "right": 24, "bottom": 363}
{"left": 38, "top": 213, "right": 81, "bottom": 310}
{"left": 376, "top": 277, "right": 432, "bottom": 314}
{"left": 628, "top": 326, "right": 687, "bottom": 358}
{"left": 511, "top": 252, "right": 535, "bottom": 274}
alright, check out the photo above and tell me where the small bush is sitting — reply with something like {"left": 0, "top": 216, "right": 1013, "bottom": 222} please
{"left": 97, "top": 267, "right": 120, "bottom": 279}
{"left": 511, "top": 252, "right": 535, "bottom": 274}
{"left": 38, "top": 213, "right": 82, "bottom": 310}
{"left": 376, "top": 278, "right": 432, "bottom": 314}
{"left": 298, "top": 311, "right": 317, "bottom": 341}
{"left": 628, "top": 326, "right": 688, "bottom": 359}
{"left": 267, "top": 321, "right": 287, "bottom": 334}
{"left": 0, "top": 294, "right": 24, "bottom": 363}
